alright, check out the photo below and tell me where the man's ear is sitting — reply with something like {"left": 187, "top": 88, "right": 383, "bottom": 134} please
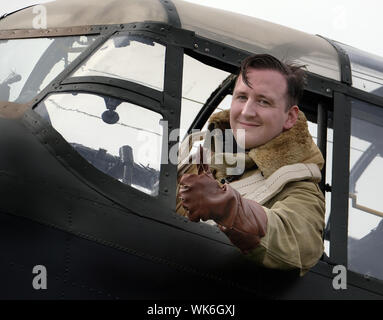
{"left": 283, "top": 105, "right": 299, "bottom": 130}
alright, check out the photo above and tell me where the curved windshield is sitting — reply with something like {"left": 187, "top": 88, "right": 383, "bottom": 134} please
{"left": 0, "top": 35, "right": 98, "bottom": 103}
{"left": 70, "top": 33, "right": 166, "bottom": 91}
{"left": 34, "top": 92, "right": 163, "bottom": 196}
{"left": 336, "top": 41, "right": 383, "bottom": 98}
{"left": 348, "top": 98, "right": 383, "bottom": 280}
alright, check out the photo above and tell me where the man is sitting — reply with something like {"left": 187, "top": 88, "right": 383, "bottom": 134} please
{"left": 177, "top": 54, "right": 325, "bottom": 276}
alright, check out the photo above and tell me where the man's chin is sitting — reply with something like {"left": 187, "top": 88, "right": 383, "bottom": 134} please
{"left": 236, "top": 140, "right": 260, "bottom": 150}
{"left": 233, "top": 129, "right": 253, "bottom": 150}
{"left": 245, "top": 143, "right": 260, "bottom": 150}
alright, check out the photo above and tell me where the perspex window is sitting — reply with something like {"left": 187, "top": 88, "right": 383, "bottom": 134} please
{"left": 180, "top": 54, "right": 230, "bottom": 134}
{"left": 336, "top": 42, "right": 383, "bottom": 98}
{"left": 348, "top": 98, "right": 383, "bottom": 280}
{"left": 34, "top": 92, "right": 163, "bottom": 196}
{"left": 0, "top": 36, "right": 98, "bottom": 103}
{"left": 71, "top": 34, "right": 166, "bottom": 91}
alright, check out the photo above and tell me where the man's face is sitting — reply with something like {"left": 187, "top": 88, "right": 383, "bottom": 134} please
{"left": 230, "top": 68, "right": 294, "bottom": 149}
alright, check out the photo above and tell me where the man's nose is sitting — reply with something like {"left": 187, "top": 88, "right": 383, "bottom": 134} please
{"left": 241, "top": 99, "right": 256, "bottom": 118}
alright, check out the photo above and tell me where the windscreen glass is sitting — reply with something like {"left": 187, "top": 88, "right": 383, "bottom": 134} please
{"left": 34, "top": 92, "right": 163, "bottom": 196}
{"left": 348, "top": 98, "right": 383, "bottom": 280}
{"left": 71, "top": 34, "right": 166, "bottom": 91}
{"left": 180, "top": 54, "right": 230, "bottom": 134}
{"left": 336, "top": 42, "right": 383, "bottom": 98}
{"left": 0, "top": 35, "right": 98, "bottom": 103}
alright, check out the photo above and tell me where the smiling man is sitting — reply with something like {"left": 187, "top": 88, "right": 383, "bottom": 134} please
{"left": 177, "top": 54, "right": 325, "bottom": 276}
{"left": 230, "top": 65, "right": 298, "bottom": 149}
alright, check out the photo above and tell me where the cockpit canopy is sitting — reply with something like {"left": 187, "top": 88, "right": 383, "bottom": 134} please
{"left": 1, "top": 0, "right": 383, "bottom": 99}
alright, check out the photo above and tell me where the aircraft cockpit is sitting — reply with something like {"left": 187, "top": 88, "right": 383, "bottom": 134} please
{"left": 0, "top": 0, "right": 383, "bottom": 299}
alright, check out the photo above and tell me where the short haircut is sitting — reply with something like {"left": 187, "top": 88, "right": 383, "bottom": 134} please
{"left": 238, "top": 54, "right": 307, "bottom": 111}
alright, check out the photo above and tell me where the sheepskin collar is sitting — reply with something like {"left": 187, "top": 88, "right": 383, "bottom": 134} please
{"left": 208, "top": 109, "right": 324, "bottom": 178}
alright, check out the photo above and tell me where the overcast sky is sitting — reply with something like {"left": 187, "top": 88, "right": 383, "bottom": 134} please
{"left": 1, "top": 0, "right": 383, "bottom": 57}
{"left": 183, "top": 0, "right": 383, "bottom": 58}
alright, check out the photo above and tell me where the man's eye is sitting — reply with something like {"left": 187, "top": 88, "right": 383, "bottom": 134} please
{"left": 258, "top": 99, "right": 270, "bottom": 106}
{"left": 236, "top": 95, "right": 247, "bottom": 101}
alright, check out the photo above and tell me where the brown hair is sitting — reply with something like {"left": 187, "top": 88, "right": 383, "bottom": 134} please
{"left": 238, "top": 54, "right": 307, "bottom": 111}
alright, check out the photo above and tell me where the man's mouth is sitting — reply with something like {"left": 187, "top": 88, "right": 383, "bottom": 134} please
{"left": 238, "top": 121, "right": 261, "bottom": 127}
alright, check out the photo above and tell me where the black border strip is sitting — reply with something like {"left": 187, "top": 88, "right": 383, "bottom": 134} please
{"left": 317, "top": 103, "right": 328, "bottom": 194}
{"left": 0, "top": 5, "right": 35, "bottom": 21}
{"left": 62, "top": 76, "right": 163, "bottom": 103}
{"left": 49, "top": 83, "right": 162, "bottom": 115}
{"left": 31, "top": 29, "right": 117, "bottom": 105}
{"left": 329, "top": 92, "right": 351, "bottom": 266}
{"left": 158, "top": 0, "right": 181, "bottom": 28}
{"left": 160, "top": 43, "right": 184, "bottom": 209}
{"left": 317, "top": 35, "right": 352, "bottom": 85}
{"left": 305, "top": 71, "right": 383, "bottom": 108}
{"left": 344, "top": 85, "right": 383, "bottom": 108}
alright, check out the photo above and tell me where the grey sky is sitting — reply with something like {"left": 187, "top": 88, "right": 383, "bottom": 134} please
{"left": 1, "top": 0, "right": 382, "bottom": 57}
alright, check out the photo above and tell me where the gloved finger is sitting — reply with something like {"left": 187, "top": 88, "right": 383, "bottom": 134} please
{"left": 182, "top": 198, "right": 211, "bottom": 222}
{"left": 197, "top": 145, "right": 211, "bottom": 175}
{"left": 187, "top": 210, "right": 201, "bottom": 222}
{"left": 218, "top": 225, "right": 255, "bottom": 255}
{"left": 182, "top": 203, "right": 201, "bottom": 222}
{"left": 178, "top": 182, "right": 197, "bottom": 199}
{"left": 179, "top": 192, "right": 195, "bottom": 209}
{"left": 179, "top": 184, "right": 191, "bottom": 193}
{"left": 180, "top": 172, "right": 214, "bottom": 188}
{"left": 218, "top": 224, "right": 233, "bottom": 235}
{"left": 179, "top": 173, "right": 197, "bottom": 186}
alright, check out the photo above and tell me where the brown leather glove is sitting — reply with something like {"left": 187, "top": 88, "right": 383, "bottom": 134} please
{"left": 179, "top": 162, "right": 268, "bottom": 254}
{"left": 216, "top": 186, "right": 268, "bottom": 254}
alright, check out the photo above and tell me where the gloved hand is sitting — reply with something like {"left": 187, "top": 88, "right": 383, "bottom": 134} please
{"left": 217, "top": 188, "right": 268, "bottom": 254}
{"left": 179, "top": 147, "right": 268, "bottom": 254}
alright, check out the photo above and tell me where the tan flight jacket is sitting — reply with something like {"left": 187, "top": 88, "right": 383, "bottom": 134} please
{"left": 176, "top": 110, "right": 325, "bottom": 276}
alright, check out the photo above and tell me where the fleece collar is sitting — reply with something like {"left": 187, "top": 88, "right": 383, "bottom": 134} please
{"left": 208, "top": 109, "right": 324, "bottom": 179}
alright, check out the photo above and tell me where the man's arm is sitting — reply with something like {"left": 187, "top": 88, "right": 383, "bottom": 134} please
{"left": 179, "top": 170, "right": 325, "bottom": 275}
{"left": 248, "top": 181, "right": 325, "bottom": 275}
{"left": 179, "top": 169, "right": 268, "bottom": 252}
